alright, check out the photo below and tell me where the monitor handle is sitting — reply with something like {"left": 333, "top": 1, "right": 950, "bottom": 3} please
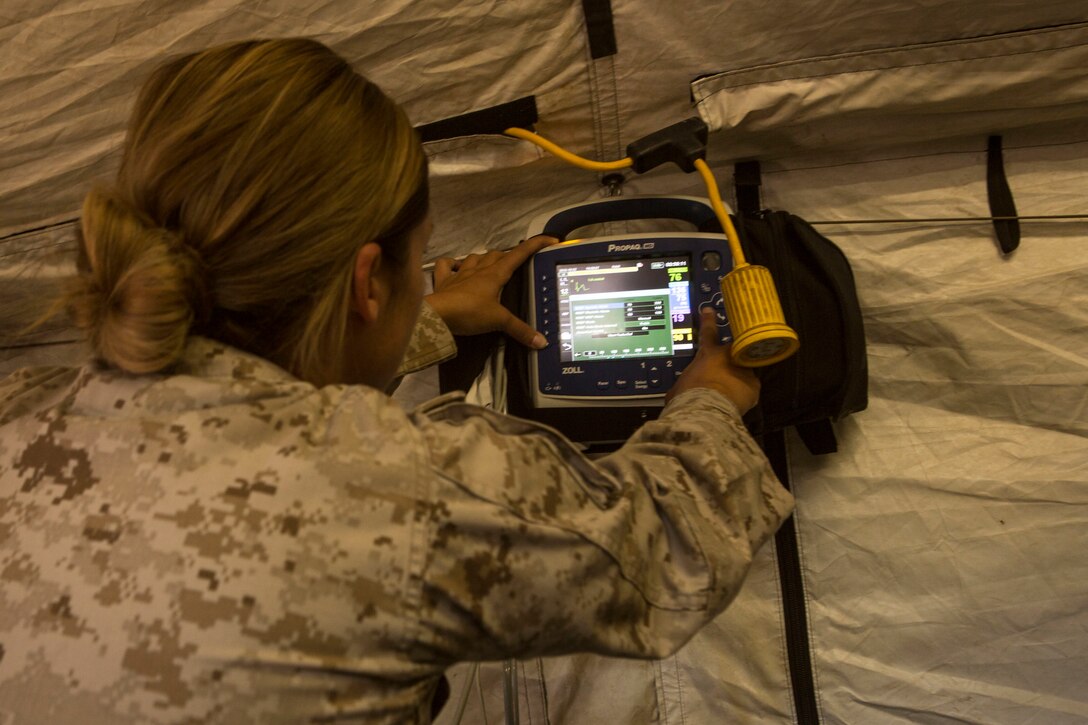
{"left": 524, "top": 195, "right": 726, "bottom": 241}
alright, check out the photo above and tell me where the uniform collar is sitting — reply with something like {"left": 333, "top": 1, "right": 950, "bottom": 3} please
{"left": 175, "top": 336, "right": 298, "bottom": 385}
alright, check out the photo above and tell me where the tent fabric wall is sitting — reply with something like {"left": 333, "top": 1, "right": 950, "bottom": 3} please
{"left": 772, "top": 143, "right": 1088, "bottom": 724}
{"left": 2, "top": 2, "right": 1087, "bottom": 723}
{"left": 692, "top": 21, "right": 1088, "bottom": 158}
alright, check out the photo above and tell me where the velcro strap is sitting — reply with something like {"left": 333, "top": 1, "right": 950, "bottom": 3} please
{"left": 416, "top": 97, "right": 538, "bottom": 143}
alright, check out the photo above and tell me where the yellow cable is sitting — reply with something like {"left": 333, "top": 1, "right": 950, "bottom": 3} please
{"left": 504, "top": 127, "right": 633, "bottom": 173}
{"left": 505, "top": 129, "right": 746, "bottom": 266}
{"left": 693, "top": 158, "right": 747, "bottom": 268}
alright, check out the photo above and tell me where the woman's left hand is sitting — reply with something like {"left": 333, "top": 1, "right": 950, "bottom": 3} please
{"left": 426, "top": 235, "right": 558, "bottom": 348}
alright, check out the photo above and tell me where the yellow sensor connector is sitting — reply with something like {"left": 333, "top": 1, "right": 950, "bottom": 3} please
{"left": 720, "top": 263, "right": 800, "bottom": 366}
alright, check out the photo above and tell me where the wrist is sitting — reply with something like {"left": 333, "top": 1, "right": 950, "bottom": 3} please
{"left": 667, "top": 380, "right": 757, "bottom": 415}
{"left": 423, "top": 293, "right": 450, "bottom": 324}
{"left": 664, "top": 385, "right": 743, "bottom": 419}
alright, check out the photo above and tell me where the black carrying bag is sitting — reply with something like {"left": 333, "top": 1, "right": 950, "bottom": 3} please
{"left": 732, "top": 210, "right": 868, "bottom": 454}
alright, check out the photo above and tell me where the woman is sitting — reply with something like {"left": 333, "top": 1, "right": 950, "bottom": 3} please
{"left": 0, "top": 38, "right": 792, "bottom": 723}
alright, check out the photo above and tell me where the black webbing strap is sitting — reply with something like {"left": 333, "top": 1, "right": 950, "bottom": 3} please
{"left": 986, "top": 135, "right": 1020, "bottom": 255}
{"left": 734, "top": 160, "right": 763, "bottom": 217}
{"left": 415, "top": 96, "right": 539, "bottom": 143}
{"left": 763, "top": 429, "right": 821, "bottom": 725}
{"left": 581, "top": 0, "right": 618, "bottom": 59}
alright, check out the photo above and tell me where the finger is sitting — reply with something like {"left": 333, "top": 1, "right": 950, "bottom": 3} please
{"left": 698, "top": 307, "right": 723, "bottom": 351}
{"left": 501, "top": 310, "right": 548, "bottom": 349}
{"left": 480, "top": 250, "right": 506, "bottom": 266}
{"left": 434, "top": 257, "right": 457, "bottom": 286}
{"left": 495, "top": 235, "right": 559, "bottom": 278}
{"left": 458, "top": 253, "right": 484, "bottom": 272}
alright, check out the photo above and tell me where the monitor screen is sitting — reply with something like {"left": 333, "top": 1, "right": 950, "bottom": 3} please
{"left": 555, "top": 255, "right": 695, "bottom": 363}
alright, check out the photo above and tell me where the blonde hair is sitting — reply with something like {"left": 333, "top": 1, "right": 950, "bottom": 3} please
{"left": 66, "top": 38, "right": 427, "bottom": 384}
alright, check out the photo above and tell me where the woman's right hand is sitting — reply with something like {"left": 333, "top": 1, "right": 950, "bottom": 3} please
{"left": 665, "top": 308, "right": 761, "bottom": 414}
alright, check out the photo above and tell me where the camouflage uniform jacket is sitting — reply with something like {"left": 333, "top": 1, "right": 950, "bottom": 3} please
{"left": 0, "top": 302, "right": 794, "bottom": 723}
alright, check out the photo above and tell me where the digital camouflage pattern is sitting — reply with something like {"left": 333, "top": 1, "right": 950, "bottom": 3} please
{"left": 395, "top": 301, "right": 457, "bottom": 377}
{"left": 0, "top": 308, "right": 792, "bottom": 723}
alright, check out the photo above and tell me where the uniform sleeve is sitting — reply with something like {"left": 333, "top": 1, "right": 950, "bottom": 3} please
{"left": 395, "top": 299, "right": 458, "bottom": 377}
{"left": 408, "top": 388, "right": 794, "bottom": 663}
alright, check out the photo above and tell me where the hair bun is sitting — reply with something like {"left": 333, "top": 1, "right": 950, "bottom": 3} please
{"left": 70, "top": 188, "right": 206, "bottom": 374}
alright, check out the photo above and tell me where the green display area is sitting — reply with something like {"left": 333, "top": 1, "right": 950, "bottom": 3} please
{"left": 570, "top": 293, "right": 673, "bottom": 359}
